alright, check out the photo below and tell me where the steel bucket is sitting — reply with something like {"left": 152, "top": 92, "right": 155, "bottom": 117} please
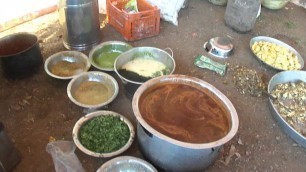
{"left": 58, "top": 0, "right": 101, "bottom": 51}
{"left": 114, "top": 47, "right": 175, "bottom": 99}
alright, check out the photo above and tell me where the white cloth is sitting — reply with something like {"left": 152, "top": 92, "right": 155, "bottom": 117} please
{"left": 146, "top": 0, "right": 186, "bottom": 26}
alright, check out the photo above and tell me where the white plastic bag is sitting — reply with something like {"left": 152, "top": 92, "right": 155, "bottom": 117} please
{"left": 98, "top": 0, "right": 106, "bottom": 14}
{"left": 46, "top": 141, "right": 85, "bottom": 172}
{"left": 146, "top": 0, "right": 186, "bottom": 26}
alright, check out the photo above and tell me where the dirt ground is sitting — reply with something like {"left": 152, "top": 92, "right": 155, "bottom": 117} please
{"left": 0, "top": 1, "right": 306, "bottom": 172}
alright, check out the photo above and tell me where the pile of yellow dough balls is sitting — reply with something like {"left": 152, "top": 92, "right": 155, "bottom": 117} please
{"left": 251, "top": 41, "right": 301, "bottom": 70}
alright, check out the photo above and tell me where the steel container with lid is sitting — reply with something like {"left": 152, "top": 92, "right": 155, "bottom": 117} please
{"left": 58, "top": 0, "right": 101, "bottom": 51}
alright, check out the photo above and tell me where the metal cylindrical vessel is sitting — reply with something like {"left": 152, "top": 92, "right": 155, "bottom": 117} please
{"left": 58, "top": 0, "right": 101, "bottom": 51}
{"left": 132, "top": 75, "right": 239, "bottom": 171}
{"left": 137, "top": 124, "right": 221, "bottom": 171}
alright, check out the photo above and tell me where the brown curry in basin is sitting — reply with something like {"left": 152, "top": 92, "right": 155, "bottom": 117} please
{"left": 139, "top": 83, "right": 230, "bottom": 143}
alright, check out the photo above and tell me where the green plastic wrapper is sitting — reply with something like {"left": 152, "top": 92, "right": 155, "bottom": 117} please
{"left": 194, "top": 55, "right": 227, "bottom": 76}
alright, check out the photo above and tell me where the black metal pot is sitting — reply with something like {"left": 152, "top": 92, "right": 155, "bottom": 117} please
{"left": 0, "top": 122, "right": 21, "bottom": 171}
{"left": 0, "top": 32, "right": 43, "bottom": 79}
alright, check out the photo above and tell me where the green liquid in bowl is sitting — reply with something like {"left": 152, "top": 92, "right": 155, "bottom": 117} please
{"left": 94, "top": 51, "right": 122, "bottom": 69}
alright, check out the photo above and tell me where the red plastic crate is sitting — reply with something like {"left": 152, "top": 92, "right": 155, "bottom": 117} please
{"left": 106, "top": 0, "right": 160, "bottom": 41}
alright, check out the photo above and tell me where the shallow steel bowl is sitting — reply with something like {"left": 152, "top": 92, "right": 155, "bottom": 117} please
{"left": 72, "top": 111, "right": 135, "bottom": 158}
{"left": 250, "top": 36, "right": 304, "bottom": 71}
{"left": 89, "top": 41, "right": 133, "bottom": 71}
{"left": 268, "top": 70, "right": 306, "bottom": 148}
{"left": 67, "top": 71, "right": 119, "bottom": 109}
{"left": 44, "top": 51, "right": 91, "bottom": 80}
{"left": 97, "top": 156, "right": 157, "bottom": 172}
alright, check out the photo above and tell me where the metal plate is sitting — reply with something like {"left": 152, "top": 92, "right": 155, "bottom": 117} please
{"left": 268, "top": 71, "right": 306, "bottom": 148}
{"left": 250, "top": 36, "right": 304, "bottom": 71}
{"left": 97, "top": 156, "right": 157, "bottom": 172}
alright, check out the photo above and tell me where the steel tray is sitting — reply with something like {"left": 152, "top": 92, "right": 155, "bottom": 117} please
{"left": 250, "top": 36, "right": 304, "bottom": 71}
{"left": 268, "top": 70, "right": 306, "bottom": 148}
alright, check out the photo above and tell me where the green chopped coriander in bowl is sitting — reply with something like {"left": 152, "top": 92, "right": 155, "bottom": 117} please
{"left": 72, "top": 111, "right": 134, "bottom": 158}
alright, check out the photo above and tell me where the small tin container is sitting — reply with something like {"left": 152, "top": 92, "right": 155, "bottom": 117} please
{"left": 204, "top": 37, "right": 234, "bottom": 58}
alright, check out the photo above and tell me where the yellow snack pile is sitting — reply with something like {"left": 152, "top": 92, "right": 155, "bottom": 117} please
{"left": 251, "top": 41, "right": 301, "bottom": 70}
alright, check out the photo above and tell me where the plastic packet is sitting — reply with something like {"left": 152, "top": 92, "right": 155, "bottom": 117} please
{"left": 98, "top": 0, "right": 106, "bottom": 14}
{"left": 46, "top": 141, "right": 85, "bottom": 172}
{"left": 194, "top": 55, "right": 227, "bottom": 76}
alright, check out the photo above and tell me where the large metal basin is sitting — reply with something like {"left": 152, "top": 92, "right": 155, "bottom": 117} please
{"left": 132, "top": 75, "right": 239, "bottom": 171}
{"left": 268, "top": 70, "right": 306, "bottom": 148}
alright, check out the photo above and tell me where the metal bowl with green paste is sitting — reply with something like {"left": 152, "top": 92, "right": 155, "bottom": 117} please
{"left": 89, "top": 41, "right": 133, "bottom": 71}
{"left": 72, "top": 110, "right": 135, "bottom": 158}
